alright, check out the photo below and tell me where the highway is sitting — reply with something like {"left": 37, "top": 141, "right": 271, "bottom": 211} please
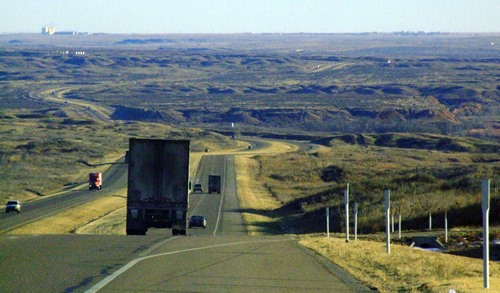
{"left": 0, "top": 151, "right": 368, "bottom": 292}
{"left": 0, "top": 158, "right": 128, "bottom": 235}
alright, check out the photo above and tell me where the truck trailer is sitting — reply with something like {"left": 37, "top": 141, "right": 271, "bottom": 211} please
{"left": 88, "top": 172, "right": 102, "bottom": 190}
{"left": 126, "top": 138, "right": 190, "bottom": 236}
{"left": 208, "top": 175, "right": 222, "bottom": 194}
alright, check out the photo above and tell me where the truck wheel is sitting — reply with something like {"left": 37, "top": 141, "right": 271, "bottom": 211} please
{"left": 180, "top": 230, "right": 186, "bottom": 235}
{"left": 127, "top": 229, "right": 146, "bottom": 236}
{"left": 126, "top": 229, "right": 137, "bottom": 235}
{"left": 172, "top": 229, "right": 179, "bottom": 235}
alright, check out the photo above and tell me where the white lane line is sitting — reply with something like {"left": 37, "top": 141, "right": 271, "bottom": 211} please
{"left": 85, "top": 238, "right": 291, "bottom": 293}
{"left": 189, "top": 192, "right": 205, "bottom": 216}
{"left": 139, "top": 236, "right": 178, "bottom": 257}
{"left": 213, "top": 155, "right": 227, "bottom": 236}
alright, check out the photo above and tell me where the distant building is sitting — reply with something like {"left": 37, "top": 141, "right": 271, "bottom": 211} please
{"left": 42, "top": 26, "right": 55, "bottom": 35}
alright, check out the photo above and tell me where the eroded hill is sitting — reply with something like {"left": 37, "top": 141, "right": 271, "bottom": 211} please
{"left": 0, "top": 33, "right": 498, "bottom": 138}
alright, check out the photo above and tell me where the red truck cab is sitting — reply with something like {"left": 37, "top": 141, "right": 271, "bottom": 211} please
{"left": 89, "top": 172, "right": 102, "bottom": 190}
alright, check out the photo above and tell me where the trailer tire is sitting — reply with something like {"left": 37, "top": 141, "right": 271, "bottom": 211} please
{"left": 126, "top": 215, "right": 147, "bottom": 235}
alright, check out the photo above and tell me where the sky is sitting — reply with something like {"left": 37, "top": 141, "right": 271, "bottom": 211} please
{"left": 1, "top": 0, "right": 498, "bottom": 34}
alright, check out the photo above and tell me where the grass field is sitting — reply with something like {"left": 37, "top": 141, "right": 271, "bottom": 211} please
{"left": 233, "top": 142, "right": 500, "bottom": 292}
{"left": 251, "top": 140, "right": 499, "bottom": 234}
{"left": 0, "top": 110, "right": 239, "bottom": 204}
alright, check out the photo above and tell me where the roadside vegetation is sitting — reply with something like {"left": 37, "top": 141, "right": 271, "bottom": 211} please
{"left": 0, "top": 109, "right": 238, "bottom": 204}
{"left": 235, "top": 137, "right": 500, "bottom": 292}
{"left": 299, "top": 235, "right": 500, "bottom": 292}
{"left": 249, "top": 137, "right": 499, "bottom": 235}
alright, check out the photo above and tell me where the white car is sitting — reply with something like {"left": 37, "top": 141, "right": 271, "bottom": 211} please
{"left": 5, "top": 200, "right": 21, "bottom": 213}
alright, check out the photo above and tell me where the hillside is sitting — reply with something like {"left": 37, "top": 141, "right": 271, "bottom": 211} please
{"left": 0, "top": 33, "right": 499, "bottom": 139}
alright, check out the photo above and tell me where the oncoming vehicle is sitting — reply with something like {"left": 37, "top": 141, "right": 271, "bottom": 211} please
{"left": 188, "top": 215, "right": 207, "bottom": 228}
{"left": 5, "top": 200, "right": 21, "bottom": 213}
{"left": 88, "top": 172, "right": 102, "bottom": 190}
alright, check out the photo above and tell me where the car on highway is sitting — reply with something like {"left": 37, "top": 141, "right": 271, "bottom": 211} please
{"left": 193, "top": 183, "right": 203, "bottom": 193}
{"left": 188, "top": 215, "right": 207, "bottom": 228}
{"left": 5, "top": 200, "right": 21, "bottom": 213}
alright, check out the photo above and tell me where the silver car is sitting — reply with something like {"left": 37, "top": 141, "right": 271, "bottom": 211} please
{"left": 188, "top": 215, "right": 207, "bottom": 228}
{"left": 5, "top": 200, "right": 21, "bottom": 213}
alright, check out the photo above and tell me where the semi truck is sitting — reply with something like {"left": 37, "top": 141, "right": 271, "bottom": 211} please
{"left": 208, "top": 175, "right": 222, "bottom": 194}
{"left": 88, "top": 173, "right": 102, "bottom": 190}
{"left": 126, "top": 138, "right": 190, "bottom": 236}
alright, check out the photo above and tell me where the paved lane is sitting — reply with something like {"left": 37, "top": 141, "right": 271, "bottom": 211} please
{"left": 188, "top": 155, "right": 225, "bottom": 236}
{"left": 92, "top": 236, "right": 355, "bottom": 292}
{"left": 0, "top": 234, "right": 167, "bottom": 293}
{"left": 86, "top": 154, "right": 365, "bottom": 292}
{"left": 217, "top": 155, "right": 247, "bottom": 235}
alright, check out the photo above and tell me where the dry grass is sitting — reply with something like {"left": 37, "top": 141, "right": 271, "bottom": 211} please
{"left": 235, "top": 155, "right": 281, "bottom": 234}
{"left": 233, "top": 139, "right": 298, "bottom": 234}
{"left": 299, "top": 235, "right": 500, "bottom": 292}
{"left": 75, "top": 206, "right": 127, "bottom": 235}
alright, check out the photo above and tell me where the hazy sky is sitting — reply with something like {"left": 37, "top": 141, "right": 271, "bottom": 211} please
{"left": 1, "top": 0, "right": 498, "bottom": 34}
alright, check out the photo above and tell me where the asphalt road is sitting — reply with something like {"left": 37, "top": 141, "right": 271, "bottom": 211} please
{"left": 0, "top": 149, "right": 368, "bottom": 292}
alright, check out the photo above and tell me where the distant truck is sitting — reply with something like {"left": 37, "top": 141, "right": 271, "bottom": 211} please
{"left": 208, "top": 175, "right": 222, "bottom": 194}
{"left": 88, "top": 172, "right": 102, "bottom": 190}
{"left": 126, "top": 138, "right": 190, "bottom": 236}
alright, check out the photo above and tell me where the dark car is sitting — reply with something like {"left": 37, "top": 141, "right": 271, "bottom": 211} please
{"left": 5, "top": 200, "right": 21, "bottom": 213}
{"left": 188, "top": 215, "right": 207, "bottom": 228}
{"left": 193, "top": 183, "right": 203, "bottom": 193}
